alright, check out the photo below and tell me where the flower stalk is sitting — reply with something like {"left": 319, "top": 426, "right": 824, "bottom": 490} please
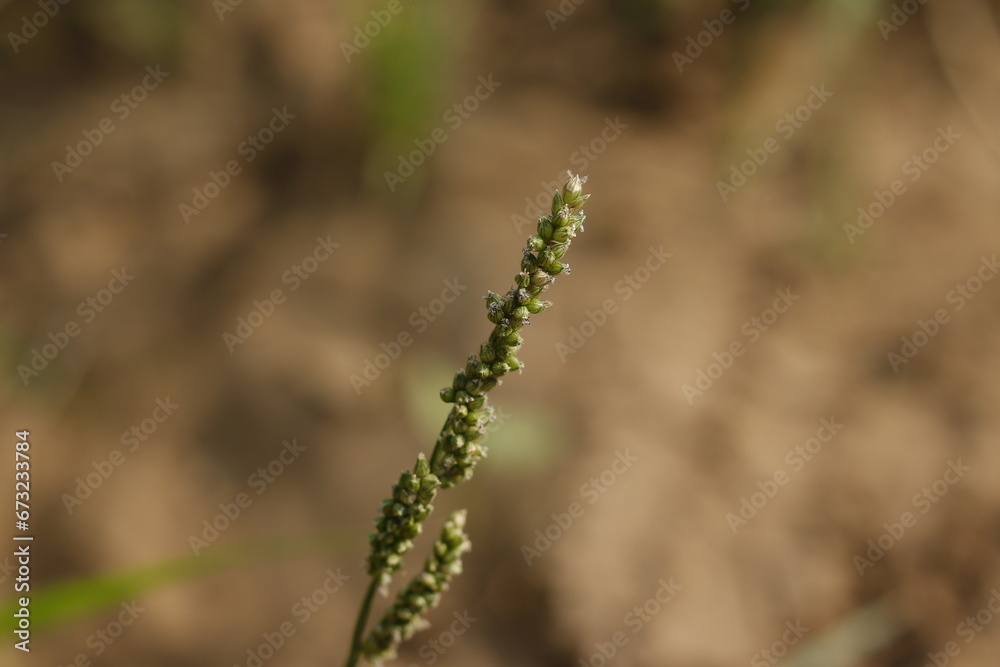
{"left": 362, "top": 511, "right": 471, "bottom": 661}
{"left": 343, "top": 173, "right": 591, "bottom": 666}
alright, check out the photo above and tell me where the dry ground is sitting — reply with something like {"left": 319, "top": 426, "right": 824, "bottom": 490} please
{"left": 2, "top": 1, "right": 1000, "bottom": 666}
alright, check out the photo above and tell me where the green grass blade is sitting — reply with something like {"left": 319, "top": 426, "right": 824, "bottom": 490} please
{"left": 3, "top": 528, "right": 363, "bottom": 633}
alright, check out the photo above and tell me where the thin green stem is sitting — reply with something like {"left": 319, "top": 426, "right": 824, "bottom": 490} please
{"left": 344, "top": 577, "right": 381, "bottom": 667}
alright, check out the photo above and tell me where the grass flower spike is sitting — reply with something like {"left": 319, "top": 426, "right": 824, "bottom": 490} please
{"left": 344, "top": 173, "right": 591, "bottom": 666}
{"left": 432, "top": 172, "right": 589, "bottom": 488}
{"left": 365, "top": 454, "right": 440, "bottom": 588}
{"left": 362, "top": 511, "right": 472, "bottom": 661}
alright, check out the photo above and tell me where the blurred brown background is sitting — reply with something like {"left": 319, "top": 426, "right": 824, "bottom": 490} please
{"left": 2, "top": 0, "right": 1000, "bottom": 665}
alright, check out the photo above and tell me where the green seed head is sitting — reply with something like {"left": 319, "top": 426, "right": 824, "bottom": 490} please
{"left": 360, "top": 174, "right": 590, "bottom": 663}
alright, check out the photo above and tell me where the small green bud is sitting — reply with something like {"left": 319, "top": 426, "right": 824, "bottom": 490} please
{"left": 515, "top": 272, "right": 530, "bottom": 288}
{"left": 552, "top": 225, "right": 571, "bottom": 243}
{"left": 506, "top": 356, "right": 522, "bottom": 370}
{"left": 469, "top": 396, "right": 486, "bottom": 409}
{"left": 454, "top": 404, "right": 468, "bottom": 418}
{"left": 520, "top": 253, "right": 538, "bottom": 273}
{"left": 549, "top": 243, "right": 568, "bottom": 259}
{"left": 485, "top": 291, "right": 504, "bottom": 324}
{"left": 551, "top": 190, "right": 566, "bottom": 214}
{"left": 441, "top": 561, "right": 463, "bottom": 578}
{"left": 542, "top": 259, "right": 565, "bottom": 274}
{"left": 454, "top": 390, "right": 471, "bottom": 403}
{"left": 479, "top": 343, "right": 496, "bottom": 363}
{"left": 503, "top": 330, "right": 523, "bottom": 347}
{"left": 512, "top": 306, "right": 529, "bottom": 320}
{"left": 491, "top": 361, "right": 510, "bottom": 375}
{"left": 418, "top": 477, "right": 439, "bottom": 500}
{"left": 416, "top": 571, "right": 438, "bottom": 589}
{"left": 440, "top": 387, "right": 455, "bottom": 402}
{"left": 525, "top": 298, "right": 551, "bottom": 313}
{"left": 537, "top": 216, "right": 554, "bottom": 241}
{"left": 527, "top": 235, "right": 545, "bottom": 252}
{"left": 562, "top": 173, "right": 586, "bottom": 207}
{"left": 414, "top": 455, "right": 430, "bottom": 477}
{"left": 481, "top": 377, "right": 499, "bottom": 392}
{"left": 396, "top": 476, "right": 418, "bottom": 497}
{"left": 452, "top": 373, "right": 467, "bottom": 390}
{"left": 552, "top": 206, "right": 570, "bottom": 227}
{"left": 530, "top": 270, "right": 552, "bottom": 287}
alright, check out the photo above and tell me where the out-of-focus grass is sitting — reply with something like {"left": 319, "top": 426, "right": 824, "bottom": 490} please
{"left": 357, "top": 1, "right": 464, "bottom": 201}
{"left": 783, "top": 594, "right": 905, "bottom": 667}
{"left": 79, "top": 0, "right": 186, "bottom": 61}
{"left": 2, "top": 528, "right": 361, "bottom": 634}
{"left": 715, "top": 0, "right": 884, "bottom": 264}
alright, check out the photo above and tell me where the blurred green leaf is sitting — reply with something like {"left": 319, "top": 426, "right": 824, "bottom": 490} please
{"left": 2, "top": 528, "right": 361, "bottom": 634}
{"left": 478, "top": 408, "right": 565, "bottom": 472}
{"left": 782, "top": 594, "right": 904, "bottom": 667}
{"left": 355, "top": 1, "right": 484, "bottom": 200}
{"left": 403, "top": 355, "right": 565, "bottom": 473}
{"left": 80, "top": 0, "right": 186, "bottom": 61}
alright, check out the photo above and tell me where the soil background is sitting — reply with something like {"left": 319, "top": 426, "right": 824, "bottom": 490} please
{"left": 2, "top": 1, "right": 1000, "bottom": 666}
